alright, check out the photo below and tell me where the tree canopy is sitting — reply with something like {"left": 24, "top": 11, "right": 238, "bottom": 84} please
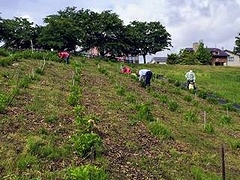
{"left": 0, "top": 7, "right": 172, "bottom": 63}
{"left": 126, "top": 21, "right": 172, "bottom": 64}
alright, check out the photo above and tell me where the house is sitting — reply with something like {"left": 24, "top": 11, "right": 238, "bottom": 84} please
{"left": 186, "top": 43, "right": 229, "bottom": 66}
{"left": 224, "top": 50, "right": 240, "bottom": 66}
{"left": 148, "top": 57, "right": 167, "bottom": 64}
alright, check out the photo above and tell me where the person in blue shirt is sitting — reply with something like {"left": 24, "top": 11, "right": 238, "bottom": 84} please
{"left": 137, "top": 69, "right": 153, "bottom": 87}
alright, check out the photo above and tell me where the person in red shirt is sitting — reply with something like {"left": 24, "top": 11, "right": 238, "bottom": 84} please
{"left": 120, "top": 66, "right": 131, "bottom": 74}
{"left": 58, "top": 51, "right": 70, "bottom": 64}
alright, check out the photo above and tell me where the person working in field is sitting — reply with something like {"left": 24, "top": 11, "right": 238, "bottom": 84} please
{"left": 58, "top": 51, "right": 70, "bottom": 64}
{"left": 120, "top": 66, "right": 132, "bottom": 74}
{"left": 185, "top": 70, "right": 196, "bottom": 89}
{"left": 137, "top": 69, "right": 153, "bottom": 87}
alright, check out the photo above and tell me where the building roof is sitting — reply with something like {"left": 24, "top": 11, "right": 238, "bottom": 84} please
{"left": 185, "top": 47, "right": 229, "bottom": 57}
{"left": 151, "top": 57, "right": 168, "bottom": 62}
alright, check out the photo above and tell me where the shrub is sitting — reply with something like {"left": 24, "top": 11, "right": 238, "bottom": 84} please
{"left": 66, "top": 164, "right": 107, "bottom": 180}
{"left": 71, "top": 133, "right": 102, "bottom": 157}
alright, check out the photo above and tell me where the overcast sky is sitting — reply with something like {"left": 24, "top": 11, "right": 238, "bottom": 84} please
{"left": 1, "top": 0, "right": 240, "bottom": 60}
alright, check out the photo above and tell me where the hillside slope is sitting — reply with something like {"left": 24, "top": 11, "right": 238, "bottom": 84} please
{"left": 0, "top": 57, "right": 240, "bottom": 179}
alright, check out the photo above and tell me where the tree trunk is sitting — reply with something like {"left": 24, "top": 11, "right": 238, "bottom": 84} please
{"left": 143, "top": 54, "right": 147, "bottom": 64}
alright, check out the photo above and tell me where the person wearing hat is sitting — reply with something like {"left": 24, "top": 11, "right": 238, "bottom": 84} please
{"left": 185, "top": 70, "right": 196, "bottom": 89}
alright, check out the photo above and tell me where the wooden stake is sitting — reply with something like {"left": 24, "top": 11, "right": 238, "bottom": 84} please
{"left": 221, "top": 144, "right": 226, "bottom": 180}
{"left": 204, "top": 111, "right": 206, "bottom": 128}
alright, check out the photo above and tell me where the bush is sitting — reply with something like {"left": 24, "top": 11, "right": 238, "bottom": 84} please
{"left": 71, "top": 133, "right": 102, "bottom": 157}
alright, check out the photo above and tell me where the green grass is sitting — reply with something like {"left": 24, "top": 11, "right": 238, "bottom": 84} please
{"left": 1, "top": 55, "right": 240, "bottom": 179}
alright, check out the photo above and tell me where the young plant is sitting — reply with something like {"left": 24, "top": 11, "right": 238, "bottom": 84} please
{"left": 68, "top": 85, "right": 81, "bottom": 106}
{"left": 204, "top": 123, "right": 214, "bottom": 134}
{"left": 66, "top": 164, "right": 107, "bottom": 180}
{"left": 136, "top": 103, "right": 154, "bottom": 122}
{"left": 184, "top": 111, "right": 198, "bottom": 123}
{"left": 220, "top": 115, "right": 232, "bottom": 125}
{"left": 71, "top": 132, "right": 102, "bottom": 157}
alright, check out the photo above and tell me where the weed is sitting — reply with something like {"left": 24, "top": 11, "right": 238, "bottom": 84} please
{"left": 159, "top": 94, "right": 169, "bottom": 104}
{"left": 168, "top": 100, "right": 179, "bottom": 112}
{"left": 68, "top": 85, "right": 81, "bottom": 106}
{"left": 74, "top": 105, "right": 85, "bottom": 118}
{"left": 18, "top": 75, "right": 31, "bottom": 88}
{"left": 191, "top": 166, "right": 221, "bottom": 180}
{"left": 116, "top": 85, "right": 126, "bottom": 96}
{"left": 71, "top": 132, "right": 102, "bottom": 157}
{"left": 230, "top": 139, "right": 240, "bottom": 150}
{"left": 45, "top": 114, "right": 58, "bottom": 123}
{"left": 17, "top": 154, "right": 38, "bottom": 170}
{"left": 66, "top": 164, "right": 107, "bottom": 180}
{"left": 197, "top": 90, "right": 207, "bottom": 99}
{"left": 136, "top": 103, "right": 154, "bottom": 122}
{"left": 148, "top": 121, "right": 173, "bottom": 139}
{"left": 126, "top": 93, "right": 136, "bottom": 103}
{"left": 0, "top": 91, "right": 8, "bottom": 113}
{"left": 204, "top": 123, "right": 214, "bottom": 134}
{"left": 183, "top": 95, "right": 192, "bottom": 102}
{"left": 184, "top": 111, "right": 198, "bottom": 123}
{"left": 220, "top": 115, "right": 232, "bottom": 125}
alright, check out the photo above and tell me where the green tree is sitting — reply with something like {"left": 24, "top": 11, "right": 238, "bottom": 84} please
{"left": 167, "top": 53, "right": 179, "bottom": 64}
{"left": 178, "top": 49, "right": 197, "bottom": 65}
{"left": 234, "top": 33, "right": 240, "bottom": 54}
{"left": 126, "top": 21, "right": 172, "bottom": 64}
{"left": 0, "top": 17, "right": 35, "bottom": 49}
{"left": 80, "top": 10, "right": 126, "bottom": 57}
{"left": 37, "top": 7, "right": 79, "bottom": 50}
{"left": 195, "top": 42, "right": 212, "bottom": 65}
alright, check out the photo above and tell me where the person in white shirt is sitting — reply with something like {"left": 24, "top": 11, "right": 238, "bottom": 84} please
{"left": 138, "top": 69, "right": 153, "bottom": 87}
{"left": 185, "top": 70, "right": 196, "bottom": 89}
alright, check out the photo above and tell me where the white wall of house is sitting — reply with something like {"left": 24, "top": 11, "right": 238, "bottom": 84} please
{"left": 224, "top": 51, "right": 240, "bottom": 66}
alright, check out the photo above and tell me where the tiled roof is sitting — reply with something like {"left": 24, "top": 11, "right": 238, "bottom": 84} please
{"left": 185, "top": 47, "right": 228, "bottom": 57}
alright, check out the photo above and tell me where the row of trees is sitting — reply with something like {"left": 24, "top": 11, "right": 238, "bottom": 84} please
{"left": 0, "top": 7, "right": 172, "bottom": 63}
